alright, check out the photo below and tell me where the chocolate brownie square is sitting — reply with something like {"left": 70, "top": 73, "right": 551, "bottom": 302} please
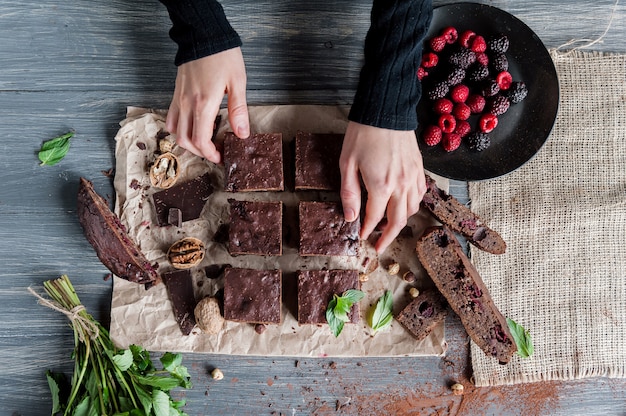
{"left": 223, "top": 132, "right": 284, "bottom": 192}
{"left": 395, "top": 290, "right": 448, "bottom": 341}
{"left": 152, "top": 173, "right": 213, "bottom": 227}
{"left": 162, "top": 269, "right": 197, "bottom": 335}
{"left": 223, "top": 268, "right": 282, "bottom": 324}
{"left": 298, "top": 201, "right": 360, "bottom": 256}
{"left": 297, "top": 269, "right": 360, "bottom": 324}
{"left": 228, "top": 199, "right": 283, "bottom": 256}
{"left": 294, "top": 131, "right": 343, "bottom": 191}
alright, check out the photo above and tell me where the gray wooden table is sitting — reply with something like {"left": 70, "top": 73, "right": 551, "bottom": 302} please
{"left": 2, "top": 1, "right": 625, "bottom": 415}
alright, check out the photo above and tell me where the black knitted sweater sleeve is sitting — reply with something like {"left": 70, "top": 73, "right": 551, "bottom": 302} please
{"left": 158, "top": 0, "right": 242, "bottom": 66}
{"left": 348, "top": 0, "right": 432, "bottom": 131}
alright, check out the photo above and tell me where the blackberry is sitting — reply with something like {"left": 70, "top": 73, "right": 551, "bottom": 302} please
{"left": 506, "top": 81, "right": 529, "bottom": 103}
{"left": 487, "top": 95, "right": 510, "bottom": 115}
{"left": 467, "top": 63, "right": 490, "bottom": 82}
{"left": 427, "top": 81, "right": 450, "bottom": 100}
{"left": 467, "top": 132, "right": 491, "bottom": 151}
{"left": 481, "top": 79, "right": 500, "bottom": 97}
{"left": 448, "top": 47, "right": 476, "bottom": 69}
{"left": 488, "top": 34, "right": 510, "bottom": 53}
{"left": 490, "top": 53, "right": 509, "bottom": 72}
{"left": 446, "top": 66, "right": 466, "bottom": 86}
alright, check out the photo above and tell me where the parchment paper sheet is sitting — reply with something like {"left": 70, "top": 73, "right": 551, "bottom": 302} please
{"left": 109, "top": 105, "right": 449, "bottom": 357}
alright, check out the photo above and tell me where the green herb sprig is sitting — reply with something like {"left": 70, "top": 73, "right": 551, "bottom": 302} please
{"left": 506, "top": 317, "right": 534, "bottom": 358}
{"left": 38, "top": 131, "right": 74, "bottom": 166}
{"left": 326, "top": 289, "right": 365, "bottom": 337}
{"left": 368, "top": 290, "right": 394, "bottom": 333}
{"left": 30, "top": 275, "right": 191, "bottom": 416}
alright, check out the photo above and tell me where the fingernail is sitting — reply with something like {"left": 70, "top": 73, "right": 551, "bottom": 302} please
{"left": 236, "top": 122, "right": 249, "bottom": 139}
{"left": 345, "top": 208, "right": 356, "bottom": 222}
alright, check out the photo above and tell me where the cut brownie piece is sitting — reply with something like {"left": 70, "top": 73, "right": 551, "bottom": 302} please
{"left": 77, "top": 177, "right": 159, "bottom": 285}
{"left": 416, "top": 226, "right": 517, "bottom": 364}
{"left": 152, "top": 172, "right": 213, "bottom": 227}
{"left": 162, "top": 269, "right": 197, "bottom": 335}
{"left": 298, "top": 201, "right": 359, "bottom": 256}
{"left": 294, "top": 131, "right": 343, "bottom": 191}
{"left": 421, "top": 175, "right": 506, "bottom": 254}
{"left": 228, "top": 199, "right": 283, "bottom": 256}
{"left": 297, "top": 269, "right": 360, "bottom": 324}
{"left": 396, "top": 290, "right": 448, "bottom": 341}
{"left": 223, "top": 132, "right": 284, "bottom": 192}
{"left": 223, "top": 268, "right": 282, "bottom": 324}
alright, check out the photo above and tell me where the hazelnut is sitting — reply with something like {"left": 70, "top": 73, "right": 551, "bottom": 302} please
{"left": 211, "top": 368, "right": 224, "bottom": 381}
{"left": 387, "top": 262, "right": 400, "bottom": 276}
{"left": 194, "top": 296, "right": 224, "bottom": 334}
{"left": 167, "top": 237, "right": 205, "bottom": 269}
{"left": 359, "top": 273, "right": 369, "bottom": 283}
{"left": 149, "top": 152, "right": 179, "bottom": 189}
{"left": 402, "top": 271, "right": 416, "bottom": 283}
{"left": 409, "top": 287, "right": 420, "bottom": 298}
{"left": 451, "top": 383, "right": 464, "bottom": 395}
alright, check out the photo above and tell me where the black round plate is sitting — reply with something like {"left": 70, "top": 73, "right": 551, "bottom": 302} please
{"left": 417, "top": 3, "right": 559, "bottom": 181}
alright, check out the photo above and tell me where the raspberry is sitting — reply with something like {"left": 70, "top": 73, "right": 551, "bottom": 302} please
{"left": 476, "top": 52, "right": 489, "bottom": 66}
{"left": 442, "top": 133, "right": 462, "bottom": 152}
{"left": 427, "top": 81, "right": 449, "bottom": 100}
{"left": 496, "top": 71, "right": 513, "bottom": 90}
{"left": 417, "top": 67, "right": 428, "bottom": 80}
{"left": 422, "top": 125, "right": 442, "bottom": 146}
{"left": 470, "top": 35, "right": 487, "bottom": 53}
{"left": 478, "top": 113, "right": 498, "bottom": 133}
{"left": 466, "top": 94, "right": 486, "bottom": 114}
{"left": 482, "top": 79, "right": 500, "bottom": 97}
{"left": 438, "top": 114, "right": 456, "bottom": 133}
{"left": 506, "top": 81, "right": 529, "bottom": 103}
{"left": 429, "top": 36, "right": 447, "bottom": 53}
{"left": 467, "top": 132, "right": 491, "bottom": 151}
{"left": 433, "top": 98, "right": 454, "bottom": 114}
{"left": 446, "top": 66, "right": 466, "bottom": 86}
{"left": 487, "top": 95, "right": 510, "bottom": 116}
{"left": 421, "top": 52, "right": 439, "bottom": 68}
{"left": 441, "top": 26, "right": 458, "bottom": 44}
{"left": 452, "top": 102, "right": 471, "bottom": 121}
{"left": 467, "top": 64, "right": 489, "bottom": 82}
{"left": 450, "top": 84, "right": 470, "bottom": 103}
{"left": 454, "top": 120, "right": 472, "bottom": 138}
{"left": 488, "top": 34, "right": 510, "bottom": 53}
{"left": 459, "top": 30, "right": 476, "bottom": 48}
{"left": 448, "top": 47, "right": 476, "bottom": 69}
{"left": 490, "top": 53, "right": 509, "bottom": 72}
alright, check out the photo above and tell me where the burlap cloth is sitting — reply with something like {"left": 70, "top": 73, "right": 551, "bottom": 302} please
{"left": 469, "top": 50, "right": 626, "bottom": 386}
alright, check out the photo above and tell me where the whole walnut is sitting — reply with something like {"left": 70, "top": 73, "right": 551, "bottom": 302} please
{"left": 194, "top": 297, "right": 224, "bottom": 335}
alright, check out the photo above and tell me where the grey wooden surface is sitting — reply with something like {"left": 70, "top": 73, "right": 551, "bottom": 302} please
{"left": 1, "top": 0, "right": 625, "bottom": 415}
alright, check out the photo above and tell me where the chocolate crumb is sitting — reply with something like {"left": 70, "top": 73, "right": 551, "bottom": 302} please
{"left": 129, "top": 179, "right": 141, "bottom": 190}
{"left": 136, "top": 142, "right": 146, "bottom": 150}
{"left": 255, "top": 323, "right": 267, "bottom": 334}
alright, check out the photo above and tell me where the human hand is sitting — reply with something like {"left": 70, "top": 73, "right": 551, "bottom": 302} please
{"left": 165, "top": 47, "right": 250, "bottom": 164}
{"left": 339, "top": 121, "right": 427, "bottom": 254}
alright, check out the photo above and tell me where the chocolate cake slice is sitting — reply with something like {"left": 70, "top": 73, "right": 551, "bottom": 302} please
{"left": 396, "top": 290, "right": 448, "bottom": 341}
{"left": 151, "top": 172, "right": 213, "bottom": 227}
{"left": 77, "top": 177, "right": 159, "bottom": 285}
{"left": 223, "top": 268, "right": 282, "bottom": 324}
{"left": 297, "top": 269, "right": 360, "bottom": 325}
{"left": 416, "top": 226, "right": 516, "bottom": 364}
{"left": 298, "top": 201, "right": 360, "bottom": 256}
{"left": 421, "top": 175, "right": 506, "bottom": 254}
{"left": 228, "top": 199, "right": 283, "bottom": 256}
{"left": 223, "top": 132, "right": 284, "bottom": 192}
{"left": 294, "top": 131, "right": 343, "bottom": 191}
{"left": 162, "top": 269, "right": 197, "bottom": 335}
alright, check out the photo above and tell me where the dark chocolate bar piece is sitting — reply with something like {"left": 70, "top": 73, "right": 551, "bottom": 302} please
{"left": 162, "top": 269, "right": 197, "bottom": 335}
{"left": 152, "top": 172, "right": 213, "bottom": 227}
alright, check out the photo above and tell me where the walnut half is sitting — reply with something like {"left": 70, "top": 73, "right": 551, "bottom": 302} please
{"left": 167, "top": 237, "right": 205, "bottom": 269}
{"left": 150, "top": 152, "right": 180, "bottom": 189}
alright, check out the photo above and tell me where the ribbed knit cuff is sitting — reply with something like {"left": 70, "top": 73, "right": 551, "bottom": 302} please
{"left": 349, "top": 0, "right": 432, "bottom": 131}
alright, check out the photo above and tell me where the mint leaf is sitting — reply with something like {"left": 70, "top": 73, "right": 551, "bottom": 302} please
{"left": 151, "top": 389, "right": 171, "bottom": 416}
{"left": 112, "top": 349, "right": 134, "bottom": 371}
{"left": 506, "top": 318, "right": 534, "bottom": 358}
{"left": 46, "top": 371, "right": 63, "bottom": 414}
{"left": 369, "top": 290, "right": 394, "bottom": 332}
{"left": 133, "top": 374, "right": 181, "bottom": 391}
{"left": 326, "top": 289, "right": 365, "bottom": 337}
{"left": 38, "top": 131, "right": 73, "bottom": 166}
